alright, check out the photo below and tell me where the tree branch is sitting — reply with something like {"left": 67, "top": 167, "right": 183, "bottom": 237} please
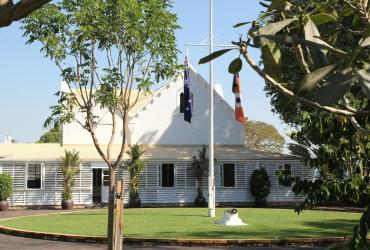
{"left": 341, "top": 97, "right": 370, "bottom": 136}
{"left": 295, "top": 44, "right": 310, "bottom": 74}
{"left": 239, "top": 43, "right": 366, "bottom": 117}
{"left": 0, "top": 0, "right": 50, "bottom": 27}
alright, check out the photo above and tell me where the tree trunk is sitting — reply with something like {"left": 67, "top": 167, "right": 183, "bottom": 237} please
{"left": 107, "top": 166, "right": 116, "bottom": 250}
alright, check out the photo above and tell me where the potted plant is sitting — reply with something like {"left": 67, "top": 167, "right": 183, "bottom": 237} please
{"left": 250, "top": 167, "right": 271, "bottom": 207}
{"left": 0, "top": 173, "right": 12, "bottom": 211}
{"left": 192, "top": 145, "right": 208, "bottom": 207}
{"left": 125, "top": 144, "right": 145, "bottom": 208}
{"left": 60, "top": 149, "right": 81, "bottom": 210}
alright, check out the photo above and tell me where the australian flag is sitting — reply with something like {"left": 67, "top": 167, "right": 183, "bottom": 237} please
{"left": 184, "top": 57, "right": 192, "bottom": 123}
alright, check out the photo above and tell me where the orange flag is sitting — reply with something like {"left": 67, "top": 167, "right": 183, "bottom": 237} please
{"left": 232, "top": 73, "right": 246, "bottom": 123}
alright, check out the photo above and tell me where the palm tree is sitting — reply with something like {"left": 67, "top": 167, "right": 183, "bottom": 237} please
{"left": 60, "top": 149, "right": 81, "bottom": 209}
{"left": 125, "top": 144, "right": 145, "bottom": 208}
{"left": 192, "top": 145, "right": 208, "bottom": 207}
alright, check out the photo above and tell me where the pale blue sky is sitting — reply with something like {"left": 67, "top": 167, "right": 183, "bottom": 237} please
{"left": 0, "top": 0, "right": 291, "bottom": 143}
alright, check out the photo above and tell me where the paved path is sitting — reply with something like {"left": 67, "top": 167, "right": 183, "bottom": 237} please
{"left": 0, "top": 209, "right": 324, "bottom": 250}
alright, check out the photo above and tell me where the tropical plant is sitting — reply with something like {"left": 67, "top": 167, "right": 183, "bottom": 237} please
{"left": 250, "top": 168, "right": 271, "bottom": 205}
{"left": 191, "top": 145, "right": 208, "bottom": 206}
{"left": 0, "top": 173, "right": 12, "bottom": 201}
{"left": 60, "top": 150, "right": 81, "bottom": 201}
{"left": 22, "top": 0, "right": 179, "bottom": 247}
{"left": 125, "top": 144, "right": 145, "bottom": 207}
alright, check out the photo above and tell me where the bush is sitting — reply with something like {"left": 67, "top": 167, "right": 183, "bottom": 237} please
{"left": 0, "top": 174, "right": 13, "bottom": 201}
{"left": 250, "top": 168, "right": 271, "bottom": 200}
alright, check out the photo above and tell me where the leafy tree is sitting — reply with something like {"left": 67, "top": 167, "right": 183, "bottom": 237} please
{"left": 22, "top": 0, "right": 179, "bottom": 248}
{"left": 0, "top": 0, "right": 50, "bottom": 27}
{"left": 125, "top": 144, "right": 145, "bottom": 208}
{"left": 37, "top": 127, "right": 60, "bottom": 143}
{"left": 245, "top": 120, "right": 285, "bottom": 153}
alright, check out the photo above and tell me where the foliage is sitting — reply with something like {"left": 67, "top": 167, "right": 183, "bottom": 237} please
{"left": 0, "top": 208, "right": 360, "bottom": 238}
{"left": 191, "top": 145, "right": 208, "bottom": 198}
{"left": 245, "top": 120, "right": 285, "bottom": 153}
{"left": 22, "top": 0, "right": 179, "bottom": 247}
{"left": 60, "top": 150, "right": 81, "bottom": 200}
{"left": 36, "top": 127, "right": 60, "bottom": 143}
{"left": 125, "top": 144, "right": 145, "bottom": 200}
{"left": 249, "top": 168, "right": 271, "bottom": 200}
{"left": 0, "top": 174, "right": 12, "bottom": 201}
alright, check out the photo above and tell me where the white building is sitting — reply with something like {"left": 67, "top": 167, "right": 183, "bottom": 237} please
{"left": 0, "top": 67, "right": 313, "bottom": 206}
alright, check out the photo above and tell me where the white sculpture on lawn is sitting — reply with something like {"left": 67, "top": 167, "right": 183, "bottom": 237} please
{"left": 217, "top": 208, "right": 247, "bottom": 226}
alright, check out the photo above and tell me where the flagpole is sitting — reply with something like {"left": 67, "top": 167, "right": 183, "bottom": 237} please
{"left": 208, "top": 0, "right": 215, "bottom": 218}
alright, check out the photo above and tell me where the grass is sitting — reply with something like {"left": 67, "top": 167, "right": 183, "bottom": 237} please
{"left": 0, "top": 208, "right": 361, "bottom": 239}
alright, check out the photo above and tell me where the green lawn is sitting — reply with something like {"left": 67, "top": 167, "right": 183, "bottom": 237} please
{"left": 0, "top": 208, "right": 361, "bottom": 239}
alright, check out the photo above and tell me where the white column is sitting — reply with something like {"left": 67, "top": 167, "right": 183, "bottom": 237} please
{"left": 208, "top": 0, "right": 215, "bottom": 218}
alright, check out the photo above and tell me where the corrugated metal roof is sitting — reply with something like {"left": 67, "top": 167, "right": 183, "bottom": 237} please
{"left": 0, "top": 143, "right": 299, "bottom": 162}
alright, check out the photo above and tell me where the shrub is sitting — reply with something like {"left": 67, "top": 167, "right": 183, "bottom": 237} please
{"left": 250, "top": 168, "right": 271, "bottom": 200}
{"left": 0, "top": 174, "right": 13, "bottom": 201}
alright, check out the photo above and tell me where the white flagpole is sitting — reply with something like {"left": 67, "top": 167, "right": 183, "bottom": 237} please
{"left": 208, "top": 0, "right": 215, "bottom": 218}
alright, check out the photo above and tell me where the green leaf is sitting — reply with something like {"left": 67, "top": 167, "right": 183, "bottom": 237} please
{"left": 298, "top": 64, "right": 337, "bottom": 93}
{"left": 256, "top": 18, "right": 295, "bottom": 47}
{"left": 315, "top": 67, "right": 352, "bottom": 105}
{"left": 318, "top": 4, "right": 338, "bottom": 20}
{"left": 309, "top": 13, "right": 336, "bottom": 26}
{"left": 359, "top": 23, "right": 370, "bottom": 47}
{"left": 233, "top": 22, "right": 251, "bottom": 28}
{"left": 228, "top": 58, "right": 242, "bottom": 74}
{"left": 255, "top": 34, "right": 349, "bottom": 59}
{"left": 261, "top": 41, "right": 282, "bottom": 80}
{"left": 357, "top": 63, "right": 370, "bottom": 99}
{"left": 304, "top": 18, "right": 328, "bottom": 67}
{"left": 198, "top": 49, "right": 233, "bottom": 64}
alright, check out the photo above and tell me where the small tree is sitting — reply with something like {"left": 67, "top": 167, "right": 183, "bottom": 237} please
{"left": 125, "top": 144, "right": 145, "bottom": 208}
{"left": 191, "top": 145, "right": 208, "bottom": 207}
{"left": 60, "top": 149, "right": 80, "bottom": 209}
{"left": 250, "top": 168, "right": 271, "bottom": 206}
{"left": 23, "top": 0, "right": 179, "bottom": 247}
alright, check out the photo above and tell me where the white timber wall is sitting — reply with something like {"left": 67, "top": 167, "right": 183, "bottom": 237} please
{"left": 1, "top": 162, "right": 92, "bottom": 206}
{"left": 1, "top": 159, "right": 313, "bottom": 206}
{"left": 117, "top": 160, "right": 313, "bottom": 204}
{"left": 130, "top": 68, "right": 244, "bottom": 145}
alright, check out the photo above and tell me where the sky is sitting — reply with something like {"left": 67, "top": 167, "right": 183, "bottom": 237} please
{"left": 0, "top": 0, "right": 292, "bottom": 144}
